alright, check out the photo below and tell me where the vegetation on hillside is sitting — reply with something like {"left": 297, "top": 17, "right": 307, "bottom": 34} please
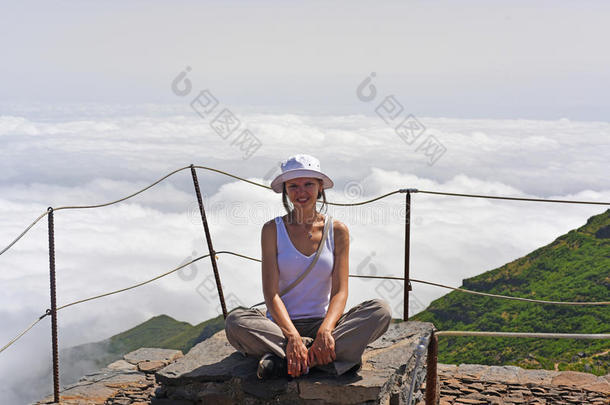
{"left": 412, "top": 209, "right": 610, "bottom": 375}
{"left": 63, "top": 314, "right": 225, "bottom": 371}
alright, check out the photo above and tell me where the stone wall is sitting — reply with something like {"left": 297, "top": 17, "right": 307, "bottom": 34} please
{"left": 428, "top": 363, "right": 610, "bottom": 405}
{"left": 36, "top": 321, "right": 610, "bottom": 405}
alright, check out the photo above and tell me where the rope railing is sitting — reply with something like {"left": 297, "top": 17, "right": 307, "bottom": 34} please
{"left": 0, "top": 254, "right": 211, "bottom": 354}
{"left": 230, "top": 256, "right": 610, "bottom": 306}
{"left": 4, "top": 249, "right": 609, "bottom": 355}
{"left": 416, "top": 189, "right": 610, "bottom": 205}
{"left": 57, "top": 255, "right": 212, "bottom": 311}
{"left": 423, "top": 327, "right": 610, "bottom": 404}
{"left": 408, "top": 278, "right": 610, "bottom": 306}
{"left": 0, "top": 312, "right": 48, "bottom": 354}
{"left": 435, "top": 331, "right": 610, "bottom": 339}
{"left": 1, "top": 164, "right": 609, "bottom": 404}
{"left": 2, "top": 166, "right": 610, "bottom": 258}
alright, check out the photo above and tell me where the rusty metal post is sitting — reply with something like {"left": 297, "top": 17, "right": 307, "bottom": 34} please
{"left": 47, "top": 207, "right": 60, "bottom": 403}
{"left": 404, "top": 190, "right": 413, "bottom": 320}
{"left": 190, "top": 165, "right": 228, "bottom": 318}
{"left": 425, "top": 332, "right": 438, "bottom": 405}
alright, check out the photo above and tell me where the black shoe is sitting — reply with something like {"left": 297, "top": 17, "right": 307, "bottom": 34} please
{"left": 257, "top": 353, "right": 287, "bottom": 380}
{"left": 318, "top": 361, "right": 361, "bottom": 376}
{"left": 345, "top": 362, "right": 362, "bottom": 374}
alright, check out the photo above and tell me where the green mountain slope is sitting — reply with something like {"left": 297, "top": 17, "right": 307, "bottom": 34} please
{"left": 106, "top": 313, "right": 225, "bottom": 355}
{"left": 412, "top": 209, "right": 610, "bottom": 375}
{"left": 62, "top": 314, "right": 225, "bottom": 377}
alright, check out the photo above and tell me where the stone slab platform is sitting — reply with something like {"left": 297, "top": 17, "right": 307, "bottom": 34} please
{"left": 156, "top": 321, "right": 435, "bottom": 405}
{"left": 35, "top": 348, "right": 183, "bottom": 405}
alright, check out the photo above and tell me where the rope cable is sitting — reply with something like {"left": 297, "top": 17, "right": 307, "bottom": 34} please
{"left": 209, "top": 253, "right": 610, "bottom": 305}
{"left": 1, "top": 162, "right": 609, "bottom": 352}
{"left": 326, "top": 190, "right": 402, "bottom": 207}
{"left": 3, "top": 249, "right": 609, "bottom": 355}
{"left": 2, "top": 165, "right": 609, "bottom": 258}
{"left": 193, "top": 165, "right": 272, "bottom": 190}
{"left": 417, "top": 189, "right": 610, "bottom": 205}
{"left": 0, "top": 313, "right": 48, "bottom": 354}
{"left": 1, "top": 254, "right": 212, "bottom": 353}
{"left": 210, "top": 257, "right": 610, "bottom": 306}
{"left": 193, "top": 165, "right": 403, "bottom": 206}
{"left": 435, "top": 331, "right": 610, "bottom": 339}
{"left": 409, "top": 278, "right": 610, "bottom": 306}
{"left": 55, "top": 165, "right": 192, "bottom": 210}
{"left": 0, "top": 166, "right": 400, "bottom": 258}
{"left": 57, "top": 253, "right": 211, "bottom": 311}
{"left": 214, "top": 253, "right": 610, "bottom": 306}
{"left": 0, "top": 165, "right": 192, "bottom": 258}
{"left": 0, "top": 211, "right": 47, "bottom": 256}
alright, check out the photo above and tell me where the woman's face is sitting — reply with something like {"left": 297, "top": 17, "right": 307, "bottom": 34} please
{"left": 285, "top": 177, "right": 322, "bottom": 208}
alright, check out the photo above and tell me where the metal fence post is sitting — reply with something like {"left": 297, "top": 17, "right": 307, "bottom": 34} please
{"left": 425, "top": 332, "right": 438, "bottom": 405}
{"left": 47, "top": 207, "right": 60, "bottom": 403}
{"left": 404, "top": 190, "right": 413, "bottom": 320}
{"left": 190, "top": 165, "right": 228, "bottom": 318}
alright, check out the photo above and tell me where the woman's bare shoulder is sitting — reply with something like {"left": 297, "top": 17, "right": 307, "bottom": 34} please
{"left": 261, "top": 217, "right": 280, "bottom": 238}
{"left": 263, "top": 215, "right": 283, "bottom": 226}
{"left": 331, "top": 218, "right": 349, "bottom": 239}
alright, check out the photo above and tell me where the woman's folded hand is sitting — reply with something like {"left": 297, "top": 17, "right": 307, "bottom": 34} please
{"left": 286, "top": 335, "right": 309, "bottom": 377}
{"left": 308, "top": 330, "right": 336, "bottom": 366}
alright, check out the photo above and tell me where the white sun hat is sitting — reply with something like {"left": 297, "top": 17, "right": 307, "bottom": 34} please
{"left": 270, "top": 154, "right": 334, "bottom": 193}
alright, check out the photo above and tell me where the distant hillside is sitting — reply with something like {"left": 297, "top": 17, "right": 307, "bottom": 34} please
{"left": 412, "top": 209, "right": 610, "bottom": 375}
{"left": 61, "top": 314, "right": 225, "bottom": 382}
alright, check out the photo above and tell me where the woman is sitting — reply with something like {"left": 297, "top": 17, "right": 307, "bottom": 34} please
{"left": 226, "top": 154, "right": 391, "bottom": 379}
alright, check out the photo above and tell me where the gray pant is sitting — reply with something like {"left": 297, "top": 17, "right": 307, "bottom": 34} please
{"left": 225, "top": 299, "right": 391, "bottom": 376}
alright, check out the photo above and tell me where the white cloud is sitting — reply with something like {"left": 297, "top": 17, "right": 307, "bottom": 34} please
{"left": 1, "top": 107, "right": 609, "bottom": 404}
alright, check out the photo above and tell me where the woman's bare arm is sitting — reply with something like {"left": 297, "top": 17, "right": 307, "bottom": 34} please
{"left": 261, "top": 220, "right": 299, "bottom": 338}
{"left": 319, "top": 220, "right": 349, "bottom": 333}
{"left": 261, "top": 220, "right": 308, "bottom": 376}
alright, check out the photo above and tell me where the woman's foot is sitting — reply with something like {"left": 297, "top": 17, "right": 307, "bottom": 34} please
{"left": 256, "top": 353, "right": 287, "bottom": 380}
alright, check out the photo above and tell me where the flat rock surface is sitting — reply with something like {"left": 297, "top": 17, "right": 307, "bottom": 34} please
{"left": 157, "top": 321, "right": 433, "bottom": 384}
{"left": 156, "top": 321, "right": 435, "bottom": 404}
{"left": 124, "top": 348, "right": 183, "bottom": 365}
{"left": 37, "top": 368, "right": 153, "bottom": 405}
{"left": 36, "top": 348, "right": 168, "bottom": 405}
{"left": 107, "top": 359, "right": 138, "bottom": 371}
{"left": 156, "top": 330, "right": 257, "bottom": 384}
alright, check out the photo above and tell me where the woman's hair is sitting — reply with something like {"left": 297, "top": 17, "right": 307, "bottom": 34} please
{"left": 282, "top": 179, "right": 328, "bottom": 217}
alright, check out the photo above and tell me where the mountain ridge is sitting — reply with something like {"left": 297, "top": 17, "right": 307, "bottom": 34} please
{"left": 412, "top": 208, "right": 610, "bottom": 375}
{"left": 60, "top": 313, "right": 225, "bottom": 385}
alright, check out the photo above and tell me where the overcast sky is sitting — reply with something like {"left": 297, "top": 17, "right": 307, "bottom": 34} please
{"left": 1, "top": 1, "right": 609, "bottom": 404}
{"left": 2, "top": 0, "right": 610, "bottom": 119}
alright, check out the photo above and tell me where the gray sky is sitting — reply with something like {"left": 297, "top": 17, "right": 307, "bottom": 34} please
{"left": 1, "top": 0, "right": 610, "bottom": 120}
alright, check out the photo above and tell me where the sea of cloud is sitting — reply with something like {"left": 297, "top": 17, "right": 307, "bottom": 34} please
{"left": 0, "top": 105, "right": 608, "bottom": 404}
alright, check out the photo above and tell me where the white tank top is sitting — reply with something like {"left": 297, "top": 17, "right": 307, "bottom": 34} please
{"left": 267, "top": 215, "right": 335, "bottom": 321}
